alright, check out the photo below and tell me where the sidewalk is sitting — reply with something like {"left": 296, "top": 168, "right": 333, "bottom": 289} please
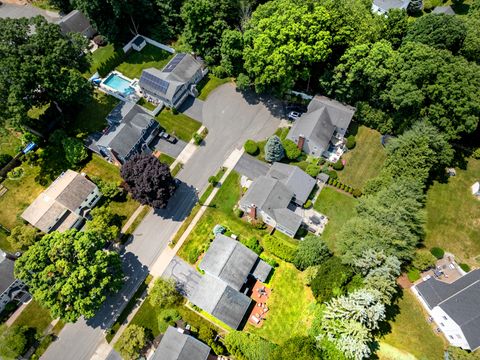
{"left": 170, "top": 125, "right": 206, "bottom": 170}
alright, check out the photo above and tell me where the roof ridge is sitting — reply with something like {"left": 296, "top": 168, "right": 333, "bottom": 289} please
{"left": 438, "top": 278, "right": 480, "bottom": 308}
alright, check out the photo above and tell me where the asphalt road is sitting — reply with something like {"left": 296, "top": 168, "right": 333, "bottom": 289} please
{"left": 41, "top": 83, "right": 281, "bottom": 360}
{"left": 0, "top": 3, "right": 60, "bottom": 21}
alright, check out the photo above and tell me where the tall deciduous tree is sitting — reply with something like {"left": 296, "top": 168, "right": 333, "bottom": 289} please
{"left": 114, "top": 324, "right": 148, "bottom": 360}
{"left": 220, "top": 29, "right": 244, "bottom": 76}
{"left": 0, "top": 325, "right": 28, "bottom": 360}
{"left": 264, "top": 135, "right": 284, "bottom": 163}
{"left": 149, "top": 278, "right": 182, "bottom": 308}
{"left": 121, "top": 154, "right": 176, "bottom": 209}
{"left": 382, "top": 9, "right": 409, "bottom": 49}
{"left": 293, "top": 235, "right": 331, "bottom": 270}
{"left": 86, "top": 206, "right": 120, "bottom": 242}
{"left": 14, "top": 230, "right": 123, "bottom": 322}
{"left": 7, "top": 225, "right": 38, "bottom": 250}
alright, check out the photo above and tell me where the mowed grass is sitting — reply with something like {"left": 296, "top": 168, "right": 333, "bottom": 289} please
{"left": 248, "top": 262, "right": 315, "bottom": 344}
{"left": 0, "top": 128, "right": 22, "bottom": 156}
{"left": 72, "top": 91, "right": 118, "bottom": 136}
{"left": 117, "top": 44, "right": 173, "bottom": 79}
{"left": 156, "top": 109, "right": 201, "bottom": 143}
{"left": 338, "top": 126, "right": 387, "bottom": 190}
{"left": 313, "top": 187, "right": 357, "bottom": 252}
{"left": 12, "top": 300, "right": 54, "bottom": 335}
{"left": 424, "top": 157, "right": 480, "bottom": 265}
{"left": 197, "top": 75, "right": 232, "bottom": 101}
{"left": 85, "top": 44, "right": 116, "bottom": 77}
{"left": 381, "top": 290, "right": 445, "bottom": 360}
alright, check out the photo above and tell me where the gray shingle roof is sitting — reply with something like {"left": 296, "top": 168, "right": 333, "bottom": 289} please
{"left": 0, "top": 251, "right": 15, "bottom": 295}
{"left": 152, "top": 326, "right": 211, "bottom": 360}
{"left": 373, "top": 0, "right": 409, "bottom": 11}
{"left": 251, "top": 259, "right": 273, "bottom": 283}
{"left": 199, "top": 234, "right": 258, "bottom": 290}
{"left": 432, "top": 6, "right": 455, "bottom": 14}
{"left": 132, "top": 36, "right": 145, "bottom": 47}
{"left": 57, "top": 10, "right": 95, "bottom": 37}
{"left": 267, "top": 162, "right": 316, "bottom": 205}
{"left": 415, "top": 270, "right": 480, "bottom": 350}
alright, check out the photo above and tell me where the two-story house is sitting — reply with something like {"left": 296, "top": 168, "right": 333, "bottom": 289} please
{"left": 0, "top": 251, "right": 29, "bottom": 314}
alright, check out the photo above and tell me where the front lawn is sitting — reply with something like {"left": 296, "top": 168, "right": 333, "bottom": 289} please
{"left": 380, "top": 290, "right": 445, "bottom": 360}
{"left": 12, "top": 300, "right": 54, "bottom": 336}
{"left": 137, "top": 98, "right": 157, "bottom": 111}
{"left": 197, "top": 75, "right": 232, "bottom": 101}
{"left": 313, "top": 187, "right": 357, "bottom": 252}
{"left": 247, "top": 262, "right": 315, "bottom": 344}
{"left": 338, "top": 126, "right": 387, "bottom": 190}
{"left": 156, "top": 109, "right": 201, "bottom": 143}
{"left": 71, "top": 91, "right": 118, "bottom": 136}
{"left": 424, "top": 157, "right": 480, "bottom": 265}
{"left": 116, "top": 44, "right": 173, "bottom": 79}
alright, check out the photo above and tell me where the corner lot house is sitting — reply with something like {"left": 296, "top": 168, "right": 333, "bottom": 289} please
{"left": 151, "top": 326, "right": 211, "bottom": 360}
{"left": 94, "top": 102, "right": 160, "bottom": 165}
{"left": 371, "top": 0, "right": 410, "bottom": 15}
{"left": 286, "top": 96, "right": 355, "bottom": 162}
{"left": 412, "top": 269, "right": 480, "bottom": 351}
{"left": 239, "top": 162, "right": 316, "bottom": 237}
{"left": 22, "top": 170, "right": 101, "bottom": 233}
{"left": 139, "top": 53, "right": 207, "bottom": 109}
{"left": 189, "top": 234, "right": 272, "bottom": 329}
{"left": 57, "top": 10, "right": 96, "bottom": 38}
{"left": 0, "top": 251, "right": 29, "bottom": 313}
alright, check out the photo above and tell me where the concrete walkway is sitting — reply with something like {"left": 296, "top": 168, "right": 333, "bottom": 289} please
{"left": 170, "top": 125, "right": 206, "bottom": 170}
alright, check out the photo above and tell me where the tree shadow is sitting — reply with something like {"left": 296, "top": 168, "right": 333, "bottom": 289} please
{"left": 151, "top": 181, "right": 198, "bottom": 222}
{"left": 236, "top": 87, "right": 287, "bottom": 119}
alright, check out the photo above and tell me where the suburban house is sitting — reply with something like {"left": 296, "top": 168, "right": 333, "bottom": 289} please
{"left": 189, "top": 234, "right": 272, "bottom": 329}
{"left": 371, "top": 0, "right": 410, "bottom": 15}
{"left": 93, "top": 101, "right": 160, "bottom": 165}
{"left": 151, "top": 326, "right": 211, "bottom": 360}
{"left": 21, "top": 170, "right": 101, "bottom": 233}
{"left": 139, "top": 53, "right": 207, "bottom": 109}
{"left": 432, "top": 5, "right": 455, "bottom": 14}
{"left": 57, "top": 10, "right": 96, "bottom": 38}
{"left": 286, "top": 96, "right": 356, "bottom": 162}
{"left": 0, "top": 251, "right": 29, "bottom": 314}
{"left": 239, "top": 162, "right": 316, "bottom": 237}
{"left": 412, "top": 269, "right": 480, "bottom": 351}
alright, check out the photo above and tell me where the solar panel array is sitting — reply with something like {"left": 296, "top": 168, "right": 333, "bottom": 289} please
{"left": 163, "top": 53, "right": 186, "bottom": 73}
{"left": 140, "top": 71, "right": 170, "bottom": 94}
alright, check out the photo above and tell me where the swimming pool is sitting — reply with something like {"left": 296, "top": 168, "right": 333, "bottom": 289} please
{"left": 103, "top": 73, "right": 135, "bottom": 96}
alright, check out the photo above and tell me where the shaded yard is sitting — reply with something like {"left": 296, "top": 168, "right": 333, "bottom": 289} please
{"left": 156, "top": 109, "right": 201, "bottom": 143}
{"left": 71, "top": 91, "right": 118, "bottom": 136}
{"left": 0, "top": 128, "right": 22, "bottom": 156}
{"left": 11, "top": 300, "right": 54, "bottom": 335}
{"left": 313, "top": 187, "right": 357, "bottom": 252}
{"left": 380, "top": 290, "right": 445, "bottom": 360}
{"left": 116, "top": 44, "right": 172, "bottom": 79}
{"left": 137, "top": 98, "right": 156, "bottom": 111}
{"left": 197, "top": 75, "right": 232, "bottom": 101}
{"left": 338, "top": 126, "right": 386, "bottom": 190}
{"left": 247, "top": 262, "right": 315, "bottom": 344}
{"left": 85, "top": 44, "right": 116, "bottom": 77}
{"left": 424, "top": 157, "right": 480, "bottom": 266}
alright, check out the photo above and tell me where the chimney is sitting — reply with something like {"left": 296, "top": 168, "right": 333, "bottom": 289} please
{"left": 249, "top": 204, "right": 257, "bottom": 219}
{"left": 297, "top": 135, "right": 305, "bottom": 150}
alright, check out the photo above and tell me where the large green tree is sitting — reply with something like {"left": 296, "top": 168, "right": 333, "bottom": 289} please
{"left": 14, "top": 230, "right": 123, "bottom": 322}
{"left": 114, "top": 324, "right": 148, "bottom": 360}
{"left": 0, "top": 325, "right": 28, "bottom": 360}
{"left": 293, "top": 235, "right": 331, "bottom": 271}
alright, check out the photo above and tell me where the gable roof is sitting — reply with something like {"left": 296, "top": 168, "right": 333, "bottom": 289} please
{"left": 139, "top": 53, "right": 203, "bottom": 102}
{"left": 432, "top": 6, "right": 455, "bottom": 14}
{"left": 132, "top": 35, "right": 145, "bottom": 47}
{"left": 21, "top": 170, "right": 97, "bottom": 233}
{"left": 152, "top": 326, "right": 210, "bottom": 360}
{"left": 189, "top": 274, "right": 252, "bottom": 329}
{"left": 415, "top": 270, "right": 480, "bottom": 350}
{"left": 0, "top": 251, "right": 15, "bottom": 295}
{"left": 57, "top": 10, "right": 94, "bottom": 37}
{"left": 267, "top": 162, "right": 316, "bottom": 205}
{"left": 373, "top": 0, "right": 409, "bottom": 11}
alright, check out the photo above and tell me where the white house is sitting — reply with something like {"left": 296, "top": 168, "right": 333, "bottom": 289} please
{"left": 412, "top": 269, "right": 480, "bottom": 351}
{"left": 371, "top": 0, "right": 410, "bottom": 15}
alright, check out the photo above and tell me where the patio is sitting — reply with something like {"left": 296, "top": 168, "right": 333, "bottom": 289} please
{"left": 247, "top": 280, "right": 271, "bottom": 327}
{"left": 292, "top": 205, "right": 328, "bottom": 235}
{"left": 416, "top": 253, "right": 464, "bottom": 285}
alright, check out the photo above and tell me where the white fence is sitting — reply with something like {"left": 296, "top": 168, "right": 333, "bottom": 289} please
{"left": 122, "top": 34, "right": 175, "bottom": 54}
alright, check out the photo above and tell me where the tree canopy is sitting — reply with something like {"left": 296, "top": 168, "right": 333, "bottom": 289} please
{"left": 14, "top": 230, "right": 123, "bottom": 322}
{"left": 293, "top": 235, "right": 331, "bottom": 270}
{"left": 114, "top": 324, "right": 148, "bottom": 360}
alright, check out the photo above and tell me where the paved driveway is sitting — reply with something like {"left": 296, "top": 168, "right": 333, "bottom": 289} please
{"left": 179, "top": 96, "right": 204, "bottom": 123}
{"left": 162, "top": 256, "right": 201, "bottom": 297}
{"left": 152, "top": 137, "right": 187, "bottom": 158}
{"left": 234, "top": 153, "right": 270, "bottom": 180}
{"left": 43, "top": 83, "right": 282, "bottom": 360}
{"left": 0, "top": 3, "right": 60, "bottom": 21}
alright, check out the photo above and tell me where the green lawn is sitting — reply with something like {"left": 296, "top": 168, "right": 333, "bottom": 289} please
{"left": 0, "top": 127, "right": 22, "bottom": 156}
{"left": 86, "top": 44, "right": 116, "bottom": 77}
{"left": 247, "top": 262, "right": 315, "bottom": 344}
{"left": 137, "top": 98, "right": 157, "bottom": 111}
{"left": 197, "top": 75, "right": 232, "bottom": 101}
{"left": 313, "top": 187, "right": 357, "bottom": 252}
{"left": 424, "top": 157, "right": 480, "bottom": 266}
{"left": 116, "top": 44, "right": 173, "bottom": 79}
{"left": 156, "top": 109, "right": 201, "bottom": 143}
{"left": 71, "top": 91, "right": 118, "bottom": 137}
{"left": 380, "top": 290, "right": 445, "bottom": 360}
{"left": 338, "top": 126, "right": 387, "bottom": 190}
{"left": 158, "top": 153, "right": 175, "bottom": 166}
{"left": 12, "top": 300, "right": 54, "bottom": 335}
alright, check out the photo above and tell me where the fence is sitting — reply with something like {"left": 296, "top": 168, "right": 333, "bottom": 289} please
{"left": 122, "top": 34, "right": 175, "bottom": 54}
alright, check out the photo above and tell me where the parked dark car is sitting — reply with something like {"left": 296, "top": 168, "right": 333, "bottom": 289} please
{"left": 160, "top": 131, "right": 177, "bottom": 144}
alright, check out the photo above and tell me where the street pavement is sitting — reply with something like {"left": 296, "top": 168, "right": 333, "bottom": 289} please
{"left": 41, "top": 83, "right": 282, "bottom": 360}
{"left": 0, "top": 3, "right": 60, "bottom": 21}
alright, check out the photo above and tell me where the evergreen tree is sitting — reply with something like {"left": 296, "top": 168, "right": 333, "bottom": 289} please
{"left": 264, "top": 135, "right": 284, "bottom": 162}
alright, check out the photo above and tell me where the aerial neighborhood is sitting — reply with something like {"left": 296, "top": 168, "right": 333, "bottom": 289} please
{"left": 0, "top": 0, "right": 479, "bottom": 360}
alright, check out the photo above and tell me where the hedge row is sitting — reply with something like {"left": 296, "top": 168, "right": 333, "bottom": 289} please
{"left": 327, "top": 178, "right": 362, "bottom": 197}
{"left": 262, "top": 235, "right": 298, "bottom": 262}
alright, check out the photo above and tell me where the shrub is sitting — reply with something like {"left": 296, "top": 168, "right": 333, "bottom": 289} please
{"left": 224, "top": 331, "right": 277, "bottom": 360}
{"left": 318, "top": 158, "right": 326, "bottom": 165}
{"left": 172, "top": 107, "right": 179, "bottom": 115}
{"left": 346, "top": 135, "right": 356, "bottom": 150}
{"left": 260, "top": 253, "right": 278, "bottom": 267}
{"left": 306, "top": 164, "right": 320, "bottom": 178}
{"left": 212, "top": 65, "right": 227, "bottom": 78}
{"left": 158, "top": 309, "right": 180, "bottom": 333}
{"left": 193, "top": 133, "right": 203, "bottom": 145}
{"left": 310, "top": 256, "right": 353, "bottom": 302}
{"left": 244, "top": 140, "right": 259, "bottom": 155}
{"left": 303, "top": 266, "right": 320, "bottom": 286}
{"left": 240, "top": 237, "right": 263, "bottom": 255}
{"left": 473, "top": 148, "right": 480, "bottom": 159}
{"left": 234, "top": 208, "right": 244, "bottom": 218}
{"left": 253, "top": 221, "right": 266, "bottom": 230}
{"left": 114, "top": 325, "right": 147, "bottom": 360}
{"left": 263, "top": 235, "right": 298, "bottom": 262}
{"left": 352, "top": 189, "right": 362, "bottom": 198}
{"left": 282, "top": 139, "right": 301, "bottom": 160}
{"left": 430, "top": 247, "right": 445, "bottom": 259}
{"left": 327, "top": 170, "right": 338, "bottom": 179}
{"left": 0, "top": 154, "right": 13, "bottom": 169}
{"left": 0, "top": 325, "right": 28, "bottom": 359}
{"left": 459, "top": 263, "right": 471, "bottom": 272}
{"left": 208, "top": 176, "right": 218, "bottom": 186}
{"left": 236, "top": 73, "right": 251, "bottom": 91}
{"left": 413, "top": 251, "right": 437, "bottom": 271}
{"left": 407, "top": 268, "right": 421, "bottom": 282}
{"left": 213, "top": 224, "right": 226, "bottom": 235}
{"left": 93, "top": 35, "right": 107, "bottom": 46}
{"left": 303, "top": 199, "right": 312, "bottom": 209}
{"left": 333, "top": 159, "right": 344, "bottom": 171}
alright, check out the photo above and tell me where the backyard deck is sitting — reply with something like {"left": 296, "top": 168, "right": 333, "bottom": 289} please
{"left": 247, "top": 280, "right": 272, "bottom": 328}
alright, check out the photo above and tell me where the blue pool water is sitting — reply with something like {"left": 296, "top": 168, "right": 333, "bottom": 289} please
{"left": 103, "top": 73, "right": 134, "bottom": 95}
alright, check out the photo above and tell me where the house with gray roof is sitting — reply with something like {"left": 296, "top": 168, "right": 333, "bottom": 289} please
{"left": 286, "top": 96, "right": 355, "bottom": 162}
{"left": 0, "top": 251, "right": 29, "bottom": 314}
{"left": 94, "top": 101, "right": 160, "bottom": 165}
{"left": 239, "top": 163, "right": 315, "bottom": 237}
{"left": 432, "top": 6, "right": 455, "bottom": 14}
{"left": 371, "top": 0, "right": 410, "bottom": 15}
{"left": 22, "top": 170, "right": 101, "bottom": 233}
{"left": 151, "top": 326, "right": 211, "bottom": 360}
{"left": 139, "top": 53, "right": 207, "bottom": 109}
{"left": 412, "top": 269, "right": 480, "bottom": 351}
{"left": 57, "top": 10, "right": 96, "bottom": 38}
